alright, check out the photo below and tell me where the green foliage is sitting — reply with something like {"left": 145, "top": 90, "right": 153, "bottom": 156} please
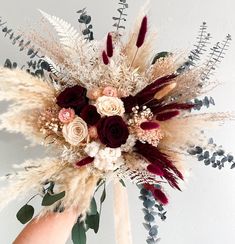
{"left": 72, "top": 183, "right": 107, "bottom": 242}
{"left": 42, "top": 191, "right": 65, "bottom": 206}
{"left": 77, "top": 8, "right": 94, "bottom": 41}
{"left": 16, "top": 204, "right": 34, "bottom": 224}
{"left": 89, "top": 197, "right": 98, "bottom": 215}
{"left": 139, "top": 186, "right": 167, "bottom": 243}
{"left": 151, "top": 52, "right": 172, "bottom": 65}
{"left": 113, "top": 0, "right": 128, "bottom": 31}
{"left": 0, "top": 17, "right": 41, "bottom": 59}
{"left": 119, "top": 179, "right": 126, "bottom": 187}
{"left": 192, "top": 96, "right": 215, "bottom": 111}
{"left": 3, "top": 57, "right": 50, "bottom": 78}
{"left": 100, "top": 185, "right": 106, "bottom": 204}
{"left": 177, "top": 22, "right": 211, "bottom": 73}
{"left": 72, "top": 221, "right": 87, "bottom": 244}
{"left": 86, "top": 213, "right": 100, "bottom": 234}
{"left": 4, "top": 58, "right": 17, "bottom": 69}
{"left": 188, "top": 138, "right": 235, "bottom": 170}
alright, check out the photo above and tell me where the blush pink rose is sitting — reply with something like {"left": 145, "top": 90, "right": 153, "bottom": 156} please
{"left": 88, "top": 126, "right": 98, "bottom": 139}
{"left": 58, "top": 108, "right": 75, "bottom": 124}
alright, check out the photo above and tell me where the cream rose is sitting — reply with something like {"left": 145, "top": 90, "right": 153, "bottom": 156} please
{"left": 95, "top": 96, "right": 125, "bottom": 116}
{"left": 62, "top": 116, "right": 88, "bottom": 146}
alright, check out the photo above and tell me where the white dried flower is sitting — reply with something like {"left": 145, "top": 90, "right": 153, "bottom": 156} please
{"left": 95, "top": 96, "right": 125, "bottom": 116}
{"left": 85, "top": 141, "right": 100, "bottom": 157}
{"left": 62, "top": 116, "right": 88, "bottom": 146}
{"left": 93, "top": 147, "right": 123, "bottom": 171}
{"left": 121, "top": 134, "right": 137, "bottom": 152}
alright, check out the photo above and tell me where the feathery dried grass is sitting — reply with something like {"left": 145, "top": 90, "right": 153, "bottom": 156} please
{"left": 0, "top": 157, "right": 100, "bottom": 216}
{"left": 122, "top": 3, "right": 156, "bottom": 73}
{"left": 149, "top": 55, "right": 179, "bottom": 81}
{"left": 159, "top": 112, "right": 235, "bottom": 151}
{"left": 0, "top": 157, "right": 65, "bottom": 211}
{"left": 0, "top": 68, "right": 56, "bottom": 143}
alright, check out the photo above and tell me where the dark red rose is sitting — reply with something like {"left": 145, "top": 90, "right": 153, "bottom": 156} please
{"left": 56, "top": 85, "right": 88, "bottom": 114}
{"left": 80, "top": 105, "right": 101, "bottom": 126}
{"left": 97, "top": 115, "right": 129, "bottom": 148}
{"left": 121, "top": 95, "right": 138, "bottom": 113}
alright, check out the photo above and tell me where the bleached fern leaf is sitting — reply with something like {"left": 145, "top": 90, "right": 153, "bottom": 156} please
{"left": 39, "top": 10, "right": 80, "bottom": 50}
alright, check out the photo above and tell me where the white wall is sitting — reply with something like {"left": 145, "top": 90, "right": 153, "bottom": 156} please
{"left": 1, "top": 0, "right": 235, "bottom": 243}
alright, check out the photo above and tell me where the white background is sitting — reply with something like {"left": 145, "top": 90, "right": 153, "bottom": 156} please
{"left": 1, "top": 0, "right": 235, "bottom": 243}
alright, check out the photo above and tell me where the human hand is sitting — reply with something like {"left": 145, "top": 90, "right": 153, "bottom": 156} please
{"left": 13, "top": 209, "right": 78, "bottom": 244}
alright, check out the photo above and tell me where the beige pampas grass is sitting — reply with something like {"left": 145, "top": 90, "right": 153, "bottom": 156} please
{"left": 0, "top": 157, "right": 64, "bottom": 211}
{"left": 159, "top": 112, "right": 235, "bottom": 152}
{"left": 0, "top": 68, "right": 56, "bottom": 144}
{"left": 0, "top": 156, "right": 100, "bottom": 216}
{"left": 123, "top": 2, "right": 156, "bottom": 73}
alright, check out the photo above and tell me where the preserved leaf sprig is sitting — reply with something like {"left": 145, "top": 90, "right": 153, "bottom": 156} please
{"left": 113, "top": 0, "right": 129, "bottom": 31}
{"left": 0, "top": 17, "right": 41, "bottom": 59}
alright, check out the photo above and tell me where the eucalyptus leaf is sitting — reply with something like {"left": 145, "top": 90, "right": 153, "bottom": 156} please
{"left": 144, "top": 213, "right": 155, "bottom": 222}
{"left": 100, "top": 186, "right": 106, "bottom": 204}
{"left": 82, "top": 29, "right": 90, "bottom": 35}
{"left": 72, "top": 222, "right": 86, "bottom": 244}
{"left": 42, "top": 191, "right": 65, "bottom": 206}
{"left": 86, "top": 213, "right": 100, "bottom": 233}
{"left": 89, "top": 197, "right": 98, "bottom": 215}
{"left": 84, "top": 16, "right": 91, "bottom": 24}
{"left": 119, "top": 179, "right": 126, "bottom": 187}
{"left": 146, "top": 238, "right": 155, "bottom": 244}
{"left": 149, "top": 225, "right": 158, "bottom": 237}
{"left": 143, "top": 199, "right": 155, "bottom": 209}
{"left": 231, "top": 163, "right": 235, "bottom": 169}
{"left": 143, "top": 223, "right": 151, "bottom": 230}
{"left": 16, "top": 204, "right": 34, "bottom": 224}
{"left": 152, "top": 52, "right": 171, "bottom": 64}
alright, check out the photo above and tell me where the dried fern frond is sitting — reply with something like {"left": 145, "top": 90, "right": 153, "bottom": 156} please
{"left": 39, "top": 10, "right": 80, "bottom": 51}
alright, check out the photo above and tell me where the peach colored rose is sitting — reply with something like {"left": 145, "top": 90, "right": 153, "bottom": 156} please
{"left": 62, "top": 116, "right": 88, "bottom": 146}
{"left": 87, "top": 88, "right": 102, "bottom": 100}
{"left": 95, "top": 96, "right": 125, "bottom": 117}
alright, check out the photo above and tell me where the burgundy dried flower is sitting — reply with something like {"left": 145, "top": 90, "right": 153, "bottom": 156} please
{"left": 153, "top": 188, "right": 169, "bottom": 205}
{"left": 155, "top": 110, "right": 180, "bottom": 121}
{"left": 136, "top": 74, "right": 177, "bottom": 98}
{"left": 102, "top": 51, "right": 109, "bottom": 65}
{"left": 106, "top": 33, "right": 113, "bottom": 58}
{"left": 136, "top": 16, "right": 148, "bottom": 48}
{"left": 135, "top": 141, "right": 183, "bottom": 190}
{"left": 56, "top": 85, "right": 88, "bottom": 115}
{"left": 80, "top": 105, "right": 101, "bottom": 126}
{"left": 144, "top": 184, "right": 168, "bottom": 205}
{"left": 147, "top": 164, "right": 164, "bottom": 176}
{"left": 97, "top": 115, "right": 129, "bottom": 148}
{"left": 76, "top": 156, "right": 94, "bottom": 167}
{"left": 151, "top": 103, "right": 194, "bottom": 115}
{"left": 140, "top": 121, "right": 160, "bottom": 130}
